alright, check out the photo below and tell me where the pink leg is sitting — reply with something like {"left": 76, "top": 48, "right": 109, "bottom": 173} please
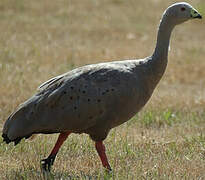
{"left": 50, "top": 132, "right": 70, "bottom": 155}
{"left": 41, "top": 132, "right": 71, "bottom": 171}
{"left": 95, "top": 141, "right": 112, "bottom": 171}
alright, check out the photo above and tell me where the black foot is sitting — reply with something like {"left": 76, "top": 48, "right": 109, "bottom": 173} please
{"left": 105, "top": 166, "right": 112, "bottom": 173}
{"left": 41, "top": 155, "right": 56, "bottom": 172}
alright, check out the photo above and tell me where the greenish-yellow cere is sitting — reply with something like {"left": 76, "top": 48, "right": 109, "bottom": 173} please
{"left": 191, "top": 8, "right": 198, "bottom": 17}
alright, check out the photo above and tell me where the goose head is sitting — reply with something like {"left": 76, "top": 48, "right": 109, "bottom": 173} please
{"left": 164, "top": 2, "right": 202, "bottom": 25}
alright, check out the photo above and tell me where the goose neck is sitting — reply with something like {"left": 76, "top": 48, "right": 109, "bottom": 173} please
{"left": 152, "top": 16, "right": 175, "bottom": 60}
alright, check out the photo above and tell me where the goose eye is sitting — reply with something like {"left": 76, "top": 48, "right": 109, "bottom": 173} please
{"left": 181, "top": 7, "right": 186, "bottom": 11}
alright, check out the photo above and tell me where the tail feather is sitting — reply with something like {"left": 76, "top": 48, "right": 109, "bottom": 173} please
{"left": 2, "top": 133, "right": 33, "bottom": 146}
{"left": 3, "top": 92, "right": 58, "bottom": 144}
{"left": 2, "top": 133, "right": 12, "bottom": 144}
{"left": 14, "top": 137, "right": 22, "bottom": 146}
{"left": 2, "top": 95, "right": 40, "bottom": 141}
{"left": 2, "top": 133, "right": 22, "bottom": 145}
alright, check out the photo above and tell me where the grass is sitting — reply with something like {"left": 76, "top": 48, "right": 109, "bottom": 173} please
{"left": 0, "top": 0, "right": 205, "bottom": 179}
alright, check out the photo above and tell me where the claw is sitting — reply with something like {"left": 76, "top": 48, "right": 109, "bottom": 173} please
{"left": 106, "top": 166, "right": 112, "bottom": 172}
{"left": 40, "top": 155, "right": 56, "bottom": 172}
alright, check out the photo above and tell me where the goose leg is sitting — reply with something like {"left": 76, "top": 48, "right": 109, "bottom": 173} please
{"left": 41, "top": 132, "right": 71, "bottom": 171}
{"left": 95, "top": 141, "right": 112, "bottom": 171}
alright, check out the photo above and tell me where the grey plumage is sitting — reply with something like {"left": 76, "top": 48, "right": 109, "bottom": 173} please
{"left": 4, "top": 60, "right": 155, "bottom": 141}
{"left": 2, "top": 2, "right": 202, "bottom": 171}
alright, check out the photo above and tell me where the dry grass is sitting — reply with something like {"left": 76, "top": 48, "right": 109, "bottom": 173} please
{"left": 0, "top": 0, "right": 205, "bottom": 179}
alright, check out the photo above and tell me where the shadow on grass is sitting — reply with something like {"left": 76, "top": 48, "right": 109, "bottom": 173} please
{"left": 5, "top": 168, "right": 113, "bottom": 180}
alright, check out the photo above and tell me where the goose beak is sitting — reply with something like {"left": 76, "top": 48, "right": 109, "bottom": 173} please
{"left": 193, "top": 14, "right": 202, "bottom": 19}
{"left": 195, "top": 14, "right": 202, "bottom": 19}
{"left": 191, "top": 9, "right": 202, "bottom": 19}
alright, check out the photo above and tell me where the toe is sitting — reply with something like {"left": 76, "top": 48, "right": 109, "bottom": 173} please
{"left": 41, "top": 159, "right": 51, "bottom": 171}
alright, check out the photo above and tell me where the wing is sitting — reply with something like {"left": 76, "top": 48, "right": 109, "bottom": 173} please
{"left": 37, "top": 75, "right": 64, "bottom": 91}
{"left": 33, "top": 67, "right": 115, "bottom": 132}
{"left": 33, "top": 62, "right": 143, "bottom": 132}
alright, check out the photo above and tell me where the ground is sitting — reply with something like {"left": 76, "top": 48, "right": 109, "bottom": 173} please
{"left": 0, "top": 0, "right": 205, "bottom": 179}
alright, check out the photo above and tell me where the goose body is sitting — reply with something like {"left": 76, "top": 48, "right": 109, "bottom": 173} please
{"left": 2, "top": 2, "right": 202, "bottom": 171}
{"left": 4, "top": 59, "right": 156, "bottom": 141}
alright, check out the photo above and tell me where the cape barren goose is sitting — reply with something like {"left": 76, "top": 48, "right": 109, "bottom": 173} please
{"left": 2, "top": 2, "right": 202, "bottom": 171}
